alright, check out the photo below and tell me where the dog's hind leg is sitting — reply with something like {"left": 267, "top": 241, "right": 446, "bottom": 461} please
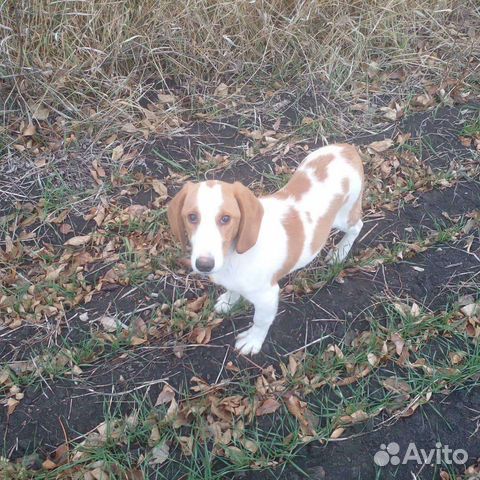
{"left": 326, "top": 195, "right": 363, "bottom": 264}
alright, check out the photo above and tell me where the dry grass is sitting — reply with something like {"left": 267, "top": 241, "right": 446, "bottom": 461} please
{"left": 1, "top": 0, "right": 478, "bottom": 131}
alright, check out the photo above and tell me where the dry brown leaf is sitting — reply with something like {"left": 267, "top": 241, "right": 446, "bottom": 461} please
{"left": 382, "top": 376, "right": 411, "bottom": 395}
{"left": 449, "top": 351, "right": 464, "bottom": 365}
{"left": 330, "top": 427, "right": 345, "bottom": 439}
{"left": 126, "top": 204, "right": 148, "bottom": 218}
{"left": 22, "top": 124, "right": 36, "bottom": 136}
{"left": 150, "top": 442, "right": 170, "bottom": 465}
{"left": 59, "top": 223, "right": 73, "bottom": 235}
{"left": 90, "top": 467, "right": 109, "bottom": 480}
{"left": 125, "top": 469, "right": 144, "bottom": 480}
{"left": 31, "top": 105, "right": 50, "bottom": 120}
{"left": 122, "top": 123, "right": 139, "bottom": 134}
{"left": 64, "top": 235, "right": 91, "bottom": 247}
{"left": 152, "top": 179, "right": 168, "bottom": 198}
{"left": 7, "top": 397, "right": 19, "bottom": 415}
{"left": 178, "top": 436, "right": 193, "bottom": 456}
{"left": 214, "top": 83, "right": 229, "bottom": 97}
{"left": 187, "top": 295, "right": 207, "bottom": 313}
{"left": 130, "top": 336, "right": 147, "bottom": 346}
{"left": 390, "top": 333, "right": 405, "bottom": 356}
{"left": 256, "top": 397, "right": 281, "bottom": 416}
{"left": 189, "top": 326, "right": 212, "bottom": 345}
{"left": 461, "top": 303, "right": 479, "bottom": 317}
{"left": 44, "top": 265, "right": 65, "bottom": 282}
{"left": 367, "top": 352, "right": 379, "bottom": 367}
{"left": 99, "top": 315, "right": 124, "bottom": 333}
{"left": 41, "top": 459, "right": 57, "bottom": 470}
{"left": 158, "top": 94, "right": 176, "bottom": 104}
{"left": 112, "top": 144, "right": 124, "bottom": 161}
{"left": 155, "top": 384, "right": 175, "bottom": 406}
{"left": 368, "top": 139, "right": 393, "bottom": 153}
{"left": 411, "top": 93, "right": 435, "bottom": 109}
{"left": 285, "top": 393, "right": 317, "bottom": 436}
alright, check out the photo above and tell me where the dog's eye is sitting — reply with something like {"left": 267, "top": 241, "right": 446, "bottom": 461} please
{"left": 188, "top": 213, "right": 198, "bottom": 223}
{"left": 220, "top": 215, "right": 231, "bottom": 225}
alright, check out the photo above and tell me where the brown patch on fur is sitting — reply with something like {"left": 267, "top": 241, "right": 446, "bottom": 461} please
{"left": 219, "top": 182, "right": 242, "bottom": 256}
{"left": 339, "top": 143, "right": 364, "bottom": 175}
{"left": 273, "top": 171, "right": 311, "bottom": 201}
{"left": 232, "top": 182, "right": 264, "bottom": 254}
{"left": 339, "top": 144, "right": 364, "bottom": 227}
{"left": 272, "top": 207, "right": 305, "bottom": 284}
{"left": 310, "top": 179, "right": 349, "bottom": 253}
{"left": 309, "top": 153, "right": 335, "bottom": 182}
{"left": 167, "top": 182, "right": 200, "bottom": 249}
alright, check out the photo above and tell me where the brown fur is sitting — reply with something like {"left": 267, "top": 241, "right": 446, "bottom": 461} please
{"left": 310, "top": 178, "right": 349, "bottom": 253}
{"left": 167, "top": 182, "right": 200, "bottom": 249}
{"left": 233, "top": 182, "right": 264, "bottom": 254}
{"left": 309, "top": 153, "right": 335, "bottom": 182}
{"left": 339, "top": 144, "right": 364, "bottom": 227}
{"left": 272, "top": 207, "right": 305, "bottom": 284}
{"left": 273, "top": 171, "right": 311, "bottom": 201}
{"left": 167, "top": 181, "right": 264, "bottom": 255}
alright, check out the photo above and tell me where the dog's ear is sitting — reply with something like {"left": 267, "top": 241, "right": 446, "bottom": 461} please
{"left": 233, "top": 182, "right": 264, "bottom": 254}
{"left": 167, "top": 182, "right": 192, "bottom": 249}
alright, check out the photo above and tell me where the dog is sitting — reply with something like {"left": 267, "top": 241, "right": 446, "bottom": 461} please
{"left": 167, "top": 143, "right": 364, "bottom": 355}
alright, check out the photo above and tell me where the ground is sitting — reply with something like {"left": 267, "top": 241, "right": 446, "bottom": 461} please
{"left": 0, "top": 92, "right": 479, "bottom": 480}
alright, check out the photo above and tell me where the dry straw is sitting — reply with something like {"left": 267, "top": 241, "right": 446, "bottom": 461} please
{"left": 1, "top": 0, "right": 478, "bottom": 127}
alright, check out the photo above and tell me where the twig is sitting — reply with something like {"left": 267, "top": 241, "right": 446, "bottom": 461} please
{"left": 282, "top": 335, "right": 330, "bottom": 357}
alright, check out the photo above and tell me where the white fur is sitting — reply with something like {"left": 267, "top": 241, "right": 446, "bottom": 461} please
{"left": 190, "top": 145, "right": 363, "bottom": 354}
{"left": 190, "top": 183, "right": 225, "bottom": 274}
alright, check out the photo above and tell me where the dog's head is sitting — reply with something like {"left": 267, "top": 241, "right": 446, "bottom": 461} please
{"left": 167, "top": 180, "right": 263, "bottom": 274}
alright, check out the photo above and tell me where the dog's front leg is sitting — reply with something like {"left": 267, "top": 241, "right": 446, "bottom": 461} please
{"left": 235, "top": 284, "right": 279, "bottom": 355}
{"left": 214, "top": 290, "right": 240, "bottom": 314}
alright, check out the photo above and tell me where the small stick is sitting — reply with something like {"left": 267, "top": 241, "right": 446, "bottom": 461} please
{"left": 282, "top": 334, "right": 331, "bottom": 357}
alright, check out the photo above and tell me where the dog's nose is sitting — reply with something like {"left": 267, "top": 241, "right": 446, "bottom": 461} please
{"left": 195, "top": 256, "right": 215, "bottom": 273}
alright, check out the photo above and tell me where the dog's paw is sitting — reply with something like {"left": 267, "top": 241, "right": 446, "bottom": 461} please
{"left": 235, "top": 326, "right": 267, "bottom": 355}
{"left": 214, "top": 292, "right": 238, "bottom": 314}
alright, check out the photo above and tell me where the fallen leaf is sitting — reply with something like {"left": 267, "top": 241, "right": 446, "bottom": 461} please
{"left": 461, "top": 303, "right": 479, "bottom": 317}
{"left": 187, "top": 295, "right": 207, "bottom": 313}
{"left": 285, "top": 393, "right": 317, "bottom": 436}
{"left": 330, "top": 427, "right": 345, "bottom": 439}
{"left": 111, "top": 144, "right": 124, "bottom": 161}
{"left": 411, "top": 93, "right": 435, "bottom": 109}
{"left": 150, "top": 442, "right": 169, "bottom": 465}
{"left": 59, "top": 223, "right": 72, "bottom": 235}
{"left": 22, "top": 124, "right": 36, "bottom": 136}
{"left": 368, "top": 139, "right": 394, "bottom": 153}
{"left": 382, "top": 377, "right": 411, "bottom": 395}
{"left": 122, "top": 123, "right": 139, "bottom": 134}
{"left": 214, "top": 83, "right": 229, "bottom": 97}
{"left": 130, "top": 336, "right": 147, "bottom": 346}
{"left": 151, "top": 179, "right": 168, "bottom": 197}
{"left": 31, "top": 105, "right": 50, "bottom": 120}
{"left": 99, "top": 315, "right": 125, "bottom": 333}
{"left": 367, "top": 352, "right": 379, "bottom": 367}
{"left": 256, "top": 397, "right": 281, "bottom": 416}
{"left": 90, "top": 467, "right": 109, "bottom": 480}
{"left": 390, "top": 333, "right": 405, "bottom": 356}
{"left": 155, "top": 384, "right": 175, "bottom": 406}
{"left": 7, "top": 397, "right": 19, "bottom": 415}
{"left": 64, "top": 235, "right": 91, "bottom": 247}
{"left": 158, "top": 94, "right": 176, "bottom": 104}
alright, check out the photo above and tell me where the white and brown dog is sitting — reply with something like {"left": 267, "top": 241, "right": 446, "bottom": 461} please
{"left": 167, "top": 144, "right": 364, "bottom": 355}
